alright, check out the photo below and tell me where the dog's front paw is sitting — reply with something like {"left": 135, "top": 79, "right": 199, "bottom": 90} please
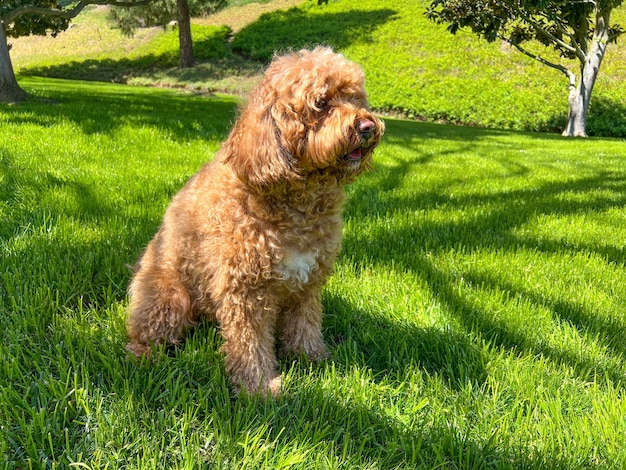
{"left": 267, "top": 375, "right": 283, "bottom": 396}
{"left": 126, "top": 341, "right": 152, "bottom": 357}
{"left": 308, "top": 344, "right": 330, "bottom": 362}
{"left": 302, "top": 340, "right": 330, "bottom": 362}
{"left": 281, "top": 339, "right": 329, "bottom": 362}
{"left": 234, "top": 374, "right": 283, "bottom": 397}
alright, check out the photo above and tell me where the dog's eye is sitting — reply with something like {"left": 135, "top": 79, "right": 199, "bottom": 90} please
{"left": 315, "top": 98, "right": 329, "bottom": 110}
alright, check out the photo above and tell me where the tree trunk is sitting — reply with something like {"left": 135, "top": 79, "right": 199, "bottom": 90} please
{"left": 0, "top": 22, "right": 29, "bottom": 102}
{"left": 176, "top": 0, "right": 194, "bottom": 68}
{"left": 562, "top": 7, "right": 611, "bottom": 137}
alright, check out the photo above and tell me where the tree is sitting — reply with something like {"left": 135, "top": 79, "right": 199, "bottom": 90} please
{"left": 1, "top": 0, "right": 152, "bottom": 102}
{"left": 427, "top": 0, "right": 624, "bottom": 137}
{"left": 108, "top": 0, "right": 226, "bottom": 68}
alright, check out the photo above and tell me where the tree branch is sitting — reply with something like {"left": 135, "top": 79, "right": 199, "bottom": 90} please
{"left": 2, "top": 0, "right": 153, "bottom": 25}
{"left": 500, "top": 34, "right": 577, "bottom": 87}
{"left": 515, "top": 9, "right": 586, "bottom": 62}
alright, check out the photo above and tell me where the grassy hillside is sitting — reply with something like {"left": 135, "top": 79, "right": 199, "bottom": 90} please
{"left": 231, "top": 0, "right": 626, "bottom": 135}
{"left": 2, "top": 77, "right": 626, "bottom": 469}
{"left": 10, "top": 1, "right": 302, "bottom": 95}
{"left": 10, "top": 0, "right": 626, "bottom": 136}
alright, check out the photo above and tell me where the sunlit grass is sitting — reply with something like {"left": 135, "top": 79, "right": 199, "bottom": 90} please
{"left": 10, "top": 7, "right": 161, "bottom": 70}
{"left": 1, "top": 79, "right": 626, "bottom": 468}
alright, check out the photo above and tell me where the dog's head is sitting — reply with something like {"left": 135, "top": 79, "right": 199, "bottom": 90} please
{"left": 223, "top": 47, "right": 384, "bottom": 188}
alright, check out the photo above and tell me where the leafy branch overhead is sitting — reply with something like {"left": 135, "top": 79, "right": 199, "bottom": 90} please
{"left": 108, "top": 0, "right": 225, "bottom": 37}
{"left": 427, "top": 1, "right": 624, "bottom": 59}
{"left": 427, "top": 0, "right": 624, "bottom": 136}
{"left": 2, "top": 0, "right": 154, "bottom": 36}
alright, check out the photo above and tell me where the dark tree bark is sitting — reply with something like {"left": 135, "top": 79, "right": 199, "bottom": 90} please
{"left": 176, "top": 0, "right": 194, "bottom": 68}
{"left": 0, "top": 23, "right": 29, "bottom": 102}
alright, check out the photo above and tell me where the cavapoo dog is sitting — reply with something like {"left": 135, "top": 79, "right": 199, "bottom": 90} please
{"left": 126, "top": 46, "right": 384, "bottom": 395}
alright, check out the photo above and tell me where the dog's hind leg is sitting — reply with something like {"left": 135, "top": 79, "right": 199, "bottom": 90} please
{"left": 126, "top": 241, "right": 195, "bottom": 356}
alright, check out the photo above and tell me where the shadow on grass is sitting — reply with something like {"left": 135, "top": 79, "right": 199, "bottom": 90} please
{"left": 323, "top": 292, "right": 488, "bottom": 388}
{"left": 19, "top": 6, "right": 398, "bottom": 95}
{"left": 342, "top": 119, "right": 626, "bottom": 385}
{"left": 19, "top": 24, "right": 240, "bottom": 84}
{"left": 140, "top": 297, "right": 555, "bottom": 469}
{"left": 231, "top": 7, "right": 398, "bottom": 61}
{"left": 259, "top": 379, "right": 574, "bottom": 469}
{"left": 20, "top": 55, "right": 265, "bottom": 90}
{"left": 194, "top": 293, "right": 578, "bottom": 469}
{"left": 0, "top": 89, "right": 239, "bottom": 324}
{"left": 6, "top": 77, "right": 238, "bottom": 140}
{"left": 0, "top": 161, "right": 151, "bottom": 315}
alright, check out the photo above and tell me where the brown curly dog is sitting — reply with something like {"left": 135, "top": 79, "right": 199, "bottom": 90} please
{"left": 126, "top": 47, "right": 384, "bottom": 395}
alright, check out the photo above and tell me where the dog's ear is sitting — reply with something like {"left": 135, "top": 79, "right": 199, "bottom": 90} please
{"left": 223, "top": 99, "right": 301, "bottom": 188}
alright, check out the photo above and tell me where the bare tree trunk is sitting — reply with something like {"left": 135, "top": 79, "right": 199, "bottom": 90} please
{"left": 176, "top": 0, "right": 194, "bottom": 68}
{"left": 562, "top": 7, "right": 610, "bottom": 137}
{"left": 0, "top": 22, "right": 29, "bottom": 102}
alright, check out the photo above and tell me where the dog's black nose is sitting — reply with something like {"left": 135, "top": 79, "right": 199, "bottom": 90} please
{"left": 358, "top": 119, "right": 376, "bottom": 140}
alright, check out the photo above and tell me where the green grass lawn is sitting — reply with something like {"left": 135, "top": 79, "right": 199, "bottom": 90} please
{"left": 2, "top": 78, "right": 626, "bottom": 469}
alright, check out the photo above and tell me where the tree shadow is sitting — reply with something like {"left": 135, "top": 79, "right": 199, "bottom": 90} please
{"left": 0, "top": 161, "right": 150, "bottom": 316}
{"left": 321, "top": 292, "right": 488, "bottom": 387}
{"left": 256, "top": 381, "right": 576, "bottom": 469}
{"left": 19, "top": 23, "right": 238, "bottom": 83}
{"left": 21, "top": 55, "right": 264, "bottom": 90}
{"left": 462, "top": 269, "right": 626, "bottom": 356}
{"left": 231, "top": 7, "right": 398, "bottom": 61}
{"left": 183, "top": 291, "right": 585, "bottom": 468}
{"left": 0, "top": 92, "right": 237, "bottom": 318}
{"left": 3, "top": 78, "right": 237, "bottom": 140}
{"left": 341, "top": 120, "right": 626, "bottom": 384}
{"left": 18, "top": 5, "right": 398, "bottom": 96}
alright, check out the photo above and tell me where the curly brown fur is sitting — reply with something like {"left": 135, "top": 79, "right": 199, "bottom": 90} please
{"left": 126, "top": 47, "right": 384, "bottom": 396}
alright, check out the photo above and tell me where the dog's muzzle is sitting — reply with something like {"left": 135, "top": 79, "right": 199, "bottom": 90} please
{"left": 357, "top": 119, "right": 377, "bottom": 142}
{"left": 348, "top": 119, "right": 378, "bottom": 162}
{"left": 339, "top": 118, "right": 380, "bottom": 170}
